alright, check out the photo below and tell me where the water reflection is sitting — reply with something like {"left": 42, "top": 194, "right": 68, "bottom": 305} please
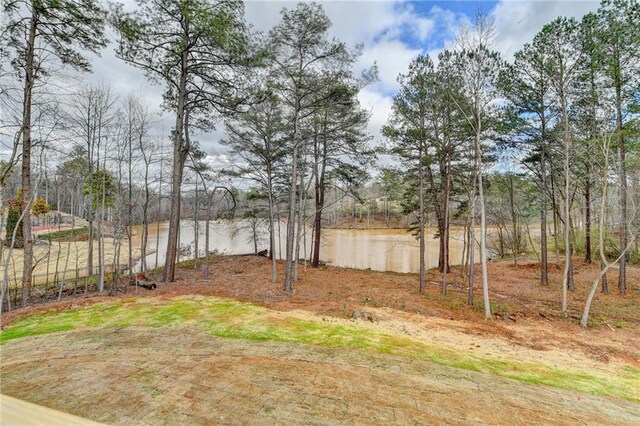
{"left": 130, "top": 221, "right": 470, "bottom": 274}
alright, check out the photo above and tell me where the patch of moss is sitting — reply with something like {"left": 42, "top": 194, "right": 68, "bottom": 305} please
{"left": 492, "top": 302, "right": 514, "bottom": 315}
{"left": 146, "top": 386, "right": 161, "bottom": 398}
{"left": 2, "top": 295, "right": 639, "bottom": 402}
{"left": 176, "top": 259, "right": 197, "bottom": 268}
{"left": 38, "top": 227, "right": 88, "bottom": 241}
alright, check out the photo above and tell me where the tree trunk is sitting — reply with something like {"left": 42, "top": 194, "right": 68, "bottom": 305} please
{"left": 615, "top": 69, "right": 626, "bottom": 296}
{"left": 418, "top": 145, "right": 426, "bottom": 294}
{"left": 163, "top": 47, "right": 189, "bottom": 283}
{"left": 53, "top": 187, "right": 62, "bottom": 294}
{"left": 468, "top": 174, "right": 476, "bottom": 306}
{"left": 568, "top": 254, "right": 575, "bottom": 291}
{"left": 20, "top": 10, "right": 38, "bottom": 307}
{"left": 86, "top": 119, "right": 94, "bottom": 280}
{"left": 253, "top": 222, "right": 258, "bottom": 253}
{"left": 284, "top": 108, "right": 300, "bottom": 293}
{"left": 509, "top": 174, "right": 518, "bottom": 267}
{"left": 294, "top": 146, "right": 307, "bottom": 283}
{"left": 540, "top": 142, "right": 549, "bottom": 285}
{"left": 128, "top": 122, "right": 133, "bottom": 274}
{"left": 193, "top": 179, "right": 199, "bottom": 268}
{"left": 267, "top": 168, "right": 277, "bottom": 283}
{"left": 441, "top": 171, "right": 451, "bottom": 296}
{"left": 437, "top": 216, "right": 447, "bottom": 273}
{"left": 141, "top": 160, "right": 149, "bottom": 273}
{"left": 312, "top": 136, "right": 327, "bottom": 268}
{"left": 153, "top": 157, "right": 163, "bottom": 279}
{"left": 601, "top": 259, "right": 608, "bottom": 293}
{"left": 633, "top": 172, "right": 639, "bottom": 254}
{"left": 584, "top": 180, "right": 592, "bottom": 263}
{"left": 461, "top": 220, "right": 467, "bottom": 276}
{"left": 477, "top": 139, "right": 491, "bottom": 319}
{"left": 98, "top": 164, "right": 106, "bottom": 292}
{"left": 204, "top": 202, "right": 211, "bottom": 279}
{"left": 312, "top": 207, "right": 322, "bottom": 267}
{"left": 561, "top": 93, "right": 571, "bottom": 316}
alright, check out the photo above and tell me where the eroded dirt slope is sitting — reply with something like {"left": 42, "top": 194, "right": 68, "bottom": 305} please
{"left": 2, "top": 327, "right": 639, "bottom": 425}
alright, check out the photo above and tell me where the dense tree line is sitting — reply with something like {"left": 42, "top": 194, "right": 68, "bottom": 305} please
{"left": 384, "top": 1, "right": 639, "bottom": 322}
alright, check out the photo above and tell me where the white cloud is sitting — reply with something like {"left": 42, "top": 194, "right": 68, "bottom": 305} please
{"left": 245, "top": 1, "right": 436, "bottom": 45}
{"left": 358, "top": 85, "right": 393, "bottom": 145}
{"left": 491, "top": 0, "right": 599, "bottom": 60}
{"left": 205, "top": 153, "right": 232, "bottom": 170}
{"left": 427, "top": 5, "right": 470, "bottom": 46}
{"left": 357, "top": 39, "right": 421, "bottom": 92}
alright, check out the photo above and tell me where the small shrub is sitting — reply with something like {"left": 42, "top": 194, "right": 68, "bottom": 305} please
{"left": 4, "top": 198, "right": 23, "bottom": 247}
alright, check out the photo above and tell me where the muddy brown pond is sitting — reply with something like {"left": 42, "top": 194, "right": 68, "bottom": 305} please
{"left": 131, "top": 221, "right": 471, "bottom": 274}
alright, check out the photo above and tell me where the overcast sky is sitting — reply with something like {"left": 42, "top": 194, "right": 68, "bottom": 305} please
{"left": 10, "top": 0, "right": 602, "bottom": 167}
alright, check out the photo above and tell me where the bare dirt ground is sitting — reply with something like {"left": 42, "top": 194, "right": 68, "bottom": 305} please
{"left": 150, "top": 256, "right": 640, "bottom": 364}
{"left": 2, "top": 256, "right": 639, "bottom": 425}
{"left": 1, "top": 240, "right": 141, "bottom": 286}
{"left": 2, "top": 327, "right": 639, "bottom": 425}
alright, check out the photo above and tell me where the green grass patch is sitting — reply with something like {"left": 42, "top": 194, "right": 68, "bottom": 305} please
{"left": 38, "top": 227, "right": 89, "bottom": 241}
{"left": 176, "top": 259, "right": 197, "bottom": 268}
{"left": 2, "top": 295, "right": 639, "bottom": 402}
{"left": 492, "top": 302, "right": 514, "bottom": 315}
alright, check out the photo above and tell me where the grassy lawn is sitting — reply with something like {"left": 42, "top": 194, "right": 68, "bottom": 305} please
{"left": 2, "top": 295, "right": 639, "bottom": 402}
{"left": 37, "top": 227, "right": 89, "bottom": 241}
